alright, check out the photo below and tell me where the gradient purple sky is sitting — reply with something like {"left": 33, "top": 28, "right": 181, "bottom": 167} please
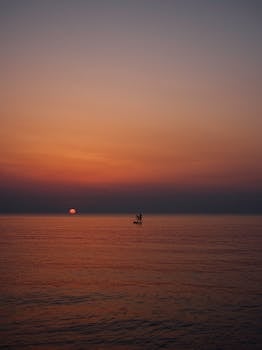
{"left": 1, "top": 0, "right": 261, "bottom": 213}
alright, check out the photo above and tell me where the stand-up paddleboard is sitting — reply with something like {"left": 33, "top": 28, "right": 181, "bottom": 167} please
{"left": 133, "top": 212, "right": 143, "bottom": 224}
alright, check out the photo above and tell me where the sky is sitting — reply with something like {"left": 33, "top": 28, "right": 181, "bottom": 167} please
{"left": 0, "top": 0, "right": 262, "bottom": 213}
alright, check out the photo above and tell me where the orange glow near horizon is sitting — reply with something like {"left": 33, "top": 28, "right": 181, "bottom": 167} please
{"left": 1, "top": 111, "right": 261, "bottom": 191}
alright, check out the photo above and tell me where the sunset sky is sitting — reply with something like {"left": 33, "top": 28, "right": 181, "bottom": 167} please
{"left": 1, "top": 0, "right": 262, "bottom": 213}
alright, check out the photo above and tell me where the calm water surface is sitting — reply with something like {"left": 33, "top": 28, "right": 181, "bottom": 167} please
{"left": 0, "top": 215, "right": 261, "bottom": 349}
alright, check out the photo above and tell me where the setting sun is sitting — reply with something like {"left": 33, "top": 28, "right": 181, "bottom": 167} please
{"left": 68, "top": 208, "right": 77, "bottom": 215}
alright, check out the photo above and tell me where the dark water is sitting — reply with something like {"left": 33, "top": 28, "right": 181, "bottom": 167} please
{"left": 0, "top": 215, "right": 261, "bottom": 349}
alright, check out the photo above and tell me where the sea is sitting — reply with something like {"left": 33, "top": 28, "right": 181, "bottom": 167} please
{"left": 0, "top": 214, "right": 261, "bottom": 349}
